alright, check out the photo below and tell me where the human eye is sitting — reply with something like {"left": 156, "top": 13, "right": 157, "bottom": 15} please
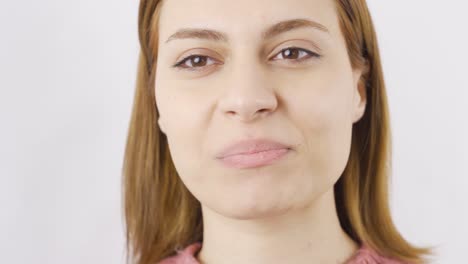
{"left": 270, "top": 47, "right": 321, "bottom": 64}
{"left": 172, "top": 54, "right": 221, "bottom": 71}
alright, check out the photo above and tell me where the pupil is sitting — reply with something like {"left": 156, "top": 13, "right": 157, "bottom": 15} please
{"left": 284, "top": 49, "right": 298, "bottom": 59}
{"left": 192, "top": 56, "right": 205, "bottom": 66}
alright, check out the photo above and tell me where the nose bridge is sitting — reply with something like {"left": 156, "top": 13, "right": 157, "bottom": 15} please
{"left": 217, "top": 54, "right": 278, "bottom": 122}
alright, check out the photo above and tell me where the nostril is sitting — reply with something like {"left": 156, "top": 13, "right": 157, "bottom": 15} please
{"left": 258, "top": 108, "right": 272, "bottom": 115}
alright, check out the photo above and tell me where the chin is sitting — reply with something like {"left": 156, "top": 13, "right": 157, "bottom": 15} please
{"left": 220, "top": 206, "right": 292, "bottom": 220}
{"left": 207, "top": 194, "right": 300, "bottom": 221}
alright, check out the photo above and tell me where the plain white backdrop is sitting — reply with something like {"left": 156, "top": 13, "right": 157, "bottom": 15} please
{"left": 0, "top": 0, "right": 466, "bottom": 263}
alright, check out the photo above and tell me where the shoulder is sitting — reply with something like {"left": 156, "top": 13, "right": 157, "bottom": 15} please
{"left": 157, "top": 242, "right": 202, "bottom": 264}
{"left": 345, "top": 244, "right": 409, "bottom": 264}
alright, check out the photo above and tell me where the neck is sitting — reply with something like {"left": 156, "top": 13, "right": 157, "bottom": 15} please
{"left": 196, "top": 188, "right": 359, "bottom": 264}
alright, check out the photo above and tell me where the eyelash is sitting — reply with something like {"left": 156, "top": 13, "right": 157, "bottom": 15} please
{"left": 172, "top": 47, "right": 321, "bottom": 71}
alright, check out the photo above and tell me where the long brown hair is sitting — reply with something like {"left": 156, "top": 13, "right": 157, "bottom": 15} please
{"left": 122, "top": 1, "right": 435, "bottom": 263}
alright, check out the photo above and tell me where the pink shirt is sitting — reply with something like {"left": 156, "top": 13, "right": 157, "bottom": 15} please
{"left": 158, "top": 242, "right": 407, "bottom": 264}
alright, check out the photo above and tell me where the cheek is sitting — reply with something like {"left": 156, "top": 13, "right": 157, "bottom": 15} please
{"left": 155, "top": 78, "right": 212, "bottom": 182}
{"left": 284, "top": 69, "right": 354, "bottom": 180}
{"left": 156, "top": 75, "right": 208, "bottom": 137}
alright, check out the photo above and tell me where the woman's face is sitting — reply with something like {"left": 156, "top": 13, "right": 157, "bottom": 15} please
{"left": 155, "top": 0, "right": 366, "bottom": 219}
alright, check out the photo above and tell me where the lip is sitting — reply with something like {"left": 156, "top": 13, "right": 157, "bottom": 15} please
{"left": 215, "top": 138, "right": 292, "bottom": 169}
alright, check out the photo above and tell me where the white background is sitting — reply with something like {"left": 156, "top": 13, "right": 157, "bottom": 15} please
{"left": 0, "top": 0, "right": 466, "bottom": 263}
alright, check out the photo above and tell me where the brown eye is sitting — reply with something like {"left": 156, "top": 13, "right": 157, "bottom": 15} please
{"left": 282, "top": 48, "right": 300, "bottom": 59}
{"left": 272, "top": 47, "right": 320, "bottom": 63}
{"left": 189, "top": 56, "right": 207, "bottom": 67}
{"left": 174, "top": 55, "right": 217, "bottom": 70}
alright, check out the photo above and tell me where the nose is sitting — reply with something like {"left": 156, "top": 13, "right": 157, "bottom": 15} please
{"left": 217, "top": 63, "right": 278, "bottom": 123}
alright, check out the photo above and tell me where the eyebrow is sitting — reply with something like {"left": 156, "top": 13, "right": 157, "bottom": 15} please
{"left": 164, "top": 18, "right": 329, "bottom": 44}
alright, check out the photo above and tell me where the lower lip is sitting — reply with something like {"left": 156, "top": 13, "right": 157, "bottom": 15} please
{"left": 217, "top": 148, "right": 290, "bottom": 169}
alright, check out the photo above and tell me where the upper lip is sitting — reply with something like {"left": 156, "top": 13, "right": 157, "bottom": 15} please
{"left": 215, "top": 138, "right": 292, "bottom": 159}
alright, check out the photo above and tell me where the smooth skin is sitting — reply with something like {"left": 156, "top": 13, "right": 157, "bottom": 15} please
{"left": 155, "top": 0, "right": 367, "bottom": 263}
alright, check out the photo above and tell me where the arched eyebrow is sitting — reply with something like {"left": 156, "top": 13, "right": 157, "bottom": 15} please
{"left": 164, "top": 18, "right": 329, "bottom": 44}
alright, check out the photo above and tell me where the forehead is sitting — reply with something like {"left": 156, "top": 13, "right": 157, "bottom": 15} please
{"left": 158, "top": 0, "right": 340, "bottom": 42}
